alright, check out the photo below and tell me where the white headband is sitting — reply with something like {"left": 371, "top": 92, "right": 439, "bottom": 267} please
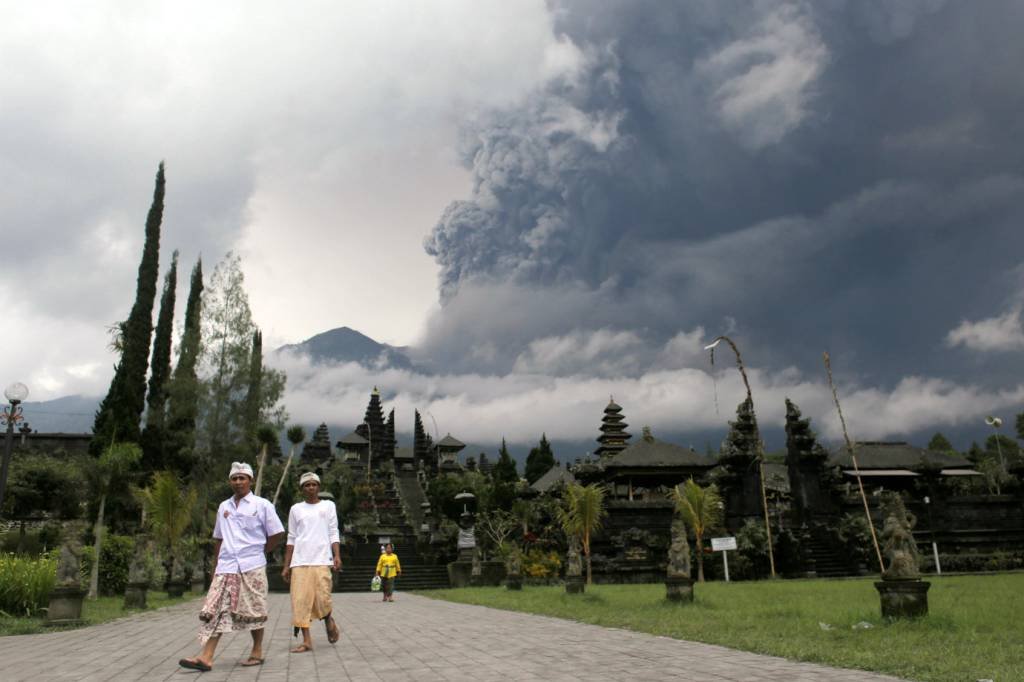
{"left": 229, "top": 462, "right": 254, "bottom": 479}
{"left": 299, "top": 472, "right": 320, "bottom": 486}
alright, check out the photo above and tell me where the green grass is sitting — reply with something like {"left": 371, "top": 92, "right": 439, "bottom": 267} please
{"left": 0, "top": 591, "right": 196, "bottom": 636}
{"left": 422, "top": 575, "right": 1024, "bottom": 682}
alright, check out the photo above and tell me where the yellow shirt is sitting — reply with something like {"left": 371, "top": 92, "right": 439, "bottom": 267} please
{"left": 376, "top": 553, "right": 401, "bottom": 578}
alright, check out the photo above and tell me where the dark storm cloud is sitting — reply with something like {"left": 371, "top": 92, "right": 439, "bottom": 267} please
{"left": 422, "top": 0, "right": 1024, "bottom": 386}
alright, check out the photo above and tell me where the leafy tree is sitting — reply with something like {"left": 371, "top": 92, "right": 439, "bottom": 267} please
{"left": 88, "top": 442, "right": 142, "bottom": 598}
{"left": 164, "top": 258, "right": 204, "bottom": 479}
{"left": 927, "top": 432, "right": 955, "bottom": 453}
{"left": 476, "top": 509, "right": 518, "bottom": 558}
{"left": 557, "top": 483, "right": 607, "bottom": 584}
{"left": 524, "top": 433, "right": 556, "bottom": 484}
{"left": 3, "top": 455, "right": 84, "bottom": 552}
{"left": 91, "top": 163, "right": 165, "bottom": 455}
{"left": 141, "top": 251, "right": 178, "bottom": 473}
{"left": 136, "top": 471, "right": 198, "bottom": 568}
{"left": 672, "top": 478, "right": 723, "bottom": 583}
{"left": 492, "top": 439, "right": 518, "bottom": 483}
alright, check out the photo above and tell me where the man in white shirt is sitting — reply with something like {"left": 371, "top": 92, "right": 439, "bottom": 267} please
{"left": 179, "top": 462, "right": 285, "bottom": 672}
{"left": 282, "top": 472, "right": 341, "bottom": 652}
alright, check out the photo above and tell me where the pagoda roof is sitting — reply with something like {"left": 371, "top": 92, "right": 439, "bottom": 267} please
{"left": 531, "top": 465, "right": 576, "bottom": 493}
{"left": 828, "top": 442, "right": 970, "bottom": 470}
{"left": 436, "top": 434, "right": 465, "bottom": 449}
{"left": 604, "top": 434, "right": 713, "bottom": 469}
{"left": 605, "top": 399, "right": 623, "bottom": 412}
{"left": 337, "top": 431, "right": 369, "bottom": 446}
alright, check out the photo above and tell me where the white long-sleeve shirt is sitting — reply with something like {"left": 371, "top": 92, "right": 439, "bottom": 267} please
{"left": 286, "top": 499, "right": 340, "bottom": 567}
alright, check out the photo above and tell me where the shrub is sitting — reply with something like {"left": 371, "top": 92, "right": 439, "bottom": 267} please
{"left": 79, "top": 534, "right": 134, "bottom": 596}
{"left": 522, "top": 548, "right": 561, "bottom": 580}
{"left": 0, "top": 552, "right": 57, "bottom": 616}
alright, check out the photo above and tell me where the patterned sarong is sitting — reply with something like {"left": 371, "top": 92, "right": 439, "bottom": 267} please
{"left": 197, "top": 566, "right": 268, "bottom": 643}
{"left": 290, "top": 565, "right": 333, "bottom": 628}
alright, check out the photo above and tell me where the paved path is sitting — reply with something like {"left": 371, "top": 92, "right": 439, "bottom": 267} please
{"left": 0, "top": 593, "right": 904, "bottom": 681}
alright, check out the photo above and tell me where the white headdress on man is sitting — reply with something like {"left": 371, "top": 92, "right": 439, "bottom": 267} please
{"left": 299, "top": 472, "right": 320, "bottom": 486}
{"left": 229, "top": 462, "right": 254, "bottom": 479}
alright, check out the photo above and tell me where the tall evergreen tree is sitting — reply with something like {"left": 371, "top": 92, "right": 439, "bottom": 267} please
{"left": 525, "top": 433, "right": 556, "bottom": 484}
{"left": 493, "top": 438, "right": 518, "bottom": 483}
{"left": 91, "top": 162, "right": 165, "bottom": 454}
{"left": 141, "top": 251, "right": 178, "bottom": 472}
{"left": 927, "top": 432, "right": 956, "bottom": 453}
{"left": 241, "top": 328, "right": 263, "bottom": 453}
{"left": 165, "top": 258, "right": 204, "bottom": 479}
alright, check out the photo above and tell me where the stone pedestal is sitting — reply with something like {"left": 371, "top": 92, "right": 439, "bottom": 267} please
{"left": 875, "top": 579, "right": 930, "bottom": 619}
{"left": 665, "top": 576, "right": 694, "bottom": 603}
{"left": 46, "top": 585, "right": 85, "bottom": 626}
{"left": 166, "top": 581, "right": 186, "bottom": 598}
{"left": 447, "top": 561, "right": 473, "bottom": 588}
{"left": 505, "top": 573, "right": 523, "bottom": 590}
{"left": 267, "top": 563, "right": 288, "bottom": 593}
{"left": 191, "top": 578, "right": 206, "bottom": 593}
{"left": 565, "top": 575, "right": 585, "bottom": 594}
{"left": 123, "top": 582, "right": 148, "bottom": 610}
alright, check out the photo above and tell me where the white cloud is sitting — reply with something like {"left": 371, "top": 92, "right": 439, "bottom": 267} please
{"left": 946, "top": 307, "right": 1024, "bottom": 352}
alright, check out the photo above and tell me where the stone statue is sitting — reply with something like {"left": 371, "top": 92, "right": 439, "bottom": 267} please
{"left": 566, "top": 536, "right": 582, "bottom": 577}
{"left": 456, "top": 510, "right": 476, "bottom": 550}
{"left": 505, "top": 547, "right": 522, "bottom": 576}
{"left": 55, "top": 522, "right": 85, "bottom": 587}
{"left": 879, "top": 492, "right": 920, "bottom": 580}
{"left": 667, "top": 519, "right": 692, "bottom": 579}
{"left": 127, "top": 535, "right": 150, "bottom": 585}
{"left": 471, "top": 548, "right": 482, "bottom": 576}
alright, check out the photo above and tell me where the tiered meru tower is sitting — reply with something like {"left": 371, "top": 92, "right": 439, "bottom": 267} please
{"left": 595, "top": 397, "right": 632, "bottom": 459}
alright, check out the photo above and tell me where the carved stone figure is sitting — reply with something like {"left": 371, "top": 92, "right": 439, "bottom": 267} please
{"left": 456, "top": 510, "right": 476, "bottom": 550}
{"left": 566, "top": 537, "right": 582, "bottom": 577}
{"left": 471, "top": 548, "right": 482, "bottom": 576}
{"left": 505, "top": 548, "right": 522, "bottom": 576}
{"left": 55, "top": 522, "right": 85, "bottom": 587}
{"left": 127, "top": 535, "right": 150, "bottom": 585}
{"left": 879, "top": 493, "right": 920, "bottom": 580}
{"left": 667, "top": 520, "right": 692, "bottom": 579}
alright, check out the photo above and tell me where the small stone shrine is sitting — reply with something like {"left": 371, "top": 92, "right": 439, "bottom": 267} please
{"left": 123, "top": 534, "right": 150, "bottom": 610}
{"left": 48, "top": 522, "right": 86, "bottom": 626}
{"left": 565, "top": 536, "right": 584, "bottom": 594}
{"left": 665, "top": 519, "right": 694, "bottom": 603}
{"left": 875, "top": 492, "right": 930, "bottom": 619}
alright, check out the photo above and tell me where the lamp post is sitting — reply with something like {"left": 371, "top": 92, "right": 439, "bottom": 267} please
{"left": 985, "top": 416, "right": 1006, "bottom": 476}
{"left": 0, "top": 382, "right": 29, "bottom": 519}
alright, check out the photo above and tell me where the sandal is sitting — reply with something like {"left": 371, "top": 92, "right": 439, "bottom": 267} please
{"left": 240, "top": 656, "right": 265, "bottom": 666}
{"left": 289, "top": 644, "right": 312, "bottom": 654}
{"left": 179, "top": 657, "right": 212, "bottom": 672}
{"left": 324, "top": 615, "right": 340, "bottom": 644}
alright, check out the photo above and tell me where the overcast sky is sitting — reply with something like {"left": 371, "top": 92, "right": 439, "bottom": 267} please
{"left": 5, "top": 1, "right": 1024, "bottom": 450}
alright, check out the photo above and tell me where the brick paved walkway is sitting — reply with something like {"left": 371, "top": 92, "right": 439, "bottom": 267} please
{"left": 0, "top": 593, "right": 905, "bottom": 681}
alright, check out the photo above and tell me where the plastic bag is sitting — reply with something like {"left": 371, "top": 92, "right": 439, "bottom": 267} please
{"left": 370, "top": 575, "right": 382, "bottom": 592}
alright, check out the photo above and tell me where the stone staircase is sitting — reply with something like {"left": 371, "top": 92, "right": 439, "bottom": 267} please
{"left": 803, "top": 526, "right": 856, "bottom": 578}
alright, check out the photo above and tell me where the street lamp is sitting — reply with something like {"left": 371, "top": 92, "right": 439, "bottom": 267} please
{"left": 0, "top": 382, "right": 29, "bottom": 518}
{"left": 985, "top": 416, "right": 1006, "bottom": 475}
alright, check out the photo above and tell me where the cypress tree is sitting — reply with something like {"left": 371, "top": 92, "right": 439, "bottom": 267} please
{"left": 91, "top": 162, "right": 165, "bottom": 455}
{"left": 525, "top": 433, "right": 556, "bottom": 484}
{"left": 140, "top": 251, "right": 178, "bottom": 472}
{"left": 493, "top": 438, "right": 518, "bottom": 483}
{"left": 165, "top": 258, "right": 203, "bottom": 478}
{"left": 241, "top": 328, "right": 263, "bottom": 453}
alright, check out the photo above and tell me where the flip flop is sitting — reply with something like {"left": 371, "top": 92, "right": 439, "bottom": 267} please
{"left": 240, "top": 656, "right": 265, "bottom": 666}
{"left": 178, "top": 658, "right": 212, "bottom": 672}
{"left": 289, "top": 644, "right": 312, "bottom": 654}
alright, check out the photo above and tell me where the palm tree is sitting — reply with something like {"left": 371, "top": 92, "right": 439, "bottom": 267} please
{"left": 272, "top": 425, "right": 306, "bottom": 507}
{"left": 136, "top": 471, "right": 198, "bottom": 570}
{"left": 88, "top": 442, "right": 142, "bottom": 598}
{"left": 672, "top": 478, "right": 723, "bottom": 583}
{"left": 557, "top": 483, "right": 607, "bottom": 584}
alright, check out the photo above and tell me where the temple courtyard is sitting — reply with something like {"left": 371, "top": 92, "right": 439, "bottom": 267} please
{"left": 0, "top": 592, "right": 902, "bottom": 681}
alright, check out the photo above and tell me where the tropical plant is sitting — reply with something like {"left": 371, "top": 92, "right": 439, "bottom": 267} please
{"left": 0, "top": 552, "right": 57, "bottom": 616}
{"left": 556, "top": 483, "right": 607, "bottom": 584}
{"left": 672, "top": 478, "right": 723, "bottom": 582}
{"left": 87, "top": 442, "right": 142, "bottom": 598}
{"left": 253, "top": 424, "right": 278, "bottom": 497}
{"left": 136, "top": 471, "right": 198, "bottom": 561}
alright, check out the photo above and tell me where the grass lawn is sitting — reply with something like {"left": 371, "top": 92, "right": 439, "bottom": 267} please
{"left": 422, "top": 574, "right": 1024, "bottom": 682}
{"left": 0, "top": 591, "right": 196, "bottom": 636}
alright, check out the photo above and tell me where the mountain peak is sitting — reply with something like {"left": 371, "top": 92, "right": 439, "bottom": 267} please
{"left": 275, "top": 326, "right": 414, "bottom": 370}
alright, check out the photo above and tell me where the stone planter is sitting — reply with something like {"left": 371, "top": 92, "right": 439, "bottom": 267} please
{"left": 665, "top": 576, "right": 694, "bottom": 603}
{"left": 505, "top": 573, "right": 523, "bottom": 590}
{"left": 166, "top": 581, "right": 186, "bottom": 598}
{"left": 123, "top": 582, "right": 148, "bottom": 610}
{"left": 565, "top": 575, "right": 585, "bottom": 594}
{"left": 46, "top": 585, "right": 85, "bottom": 626}
{"left": 875, "top": 579, "right": 930, "bottom": 619}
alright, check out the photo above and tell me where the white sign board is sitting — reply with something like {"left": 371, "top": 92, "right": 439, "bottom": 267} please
{"left": 711, "top": 536, "right": 737, "bottom": 552}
